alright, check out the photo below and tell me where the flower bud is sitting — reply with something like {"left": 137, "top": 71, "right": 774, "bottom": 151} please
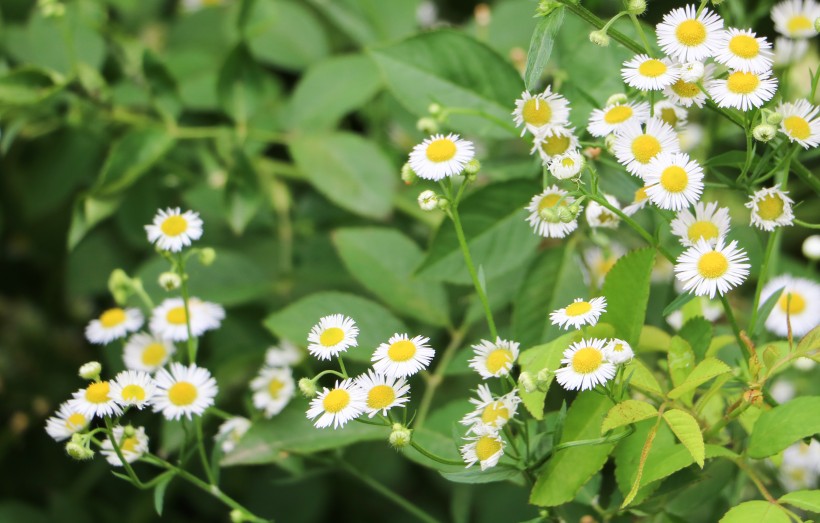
{"left": 427, "top": 103, "right": 442, "bottom": 116}
{"left": 66, "top": 434, "right": 94, "bottom": 461}
{"left": 401, "top": 163, "right": 418, "bottom": 185}
{"left": 589, "top": 30, "right": 610, "bottom": 47}
{"left": 535, "top": 368, "right": 552, "bottom": 391}
{"left": 436, "top": 197, "right": 452, "bottom": 211}
{"left": 680, "top": 61, "right": 704, "bottom": 82}
{"left": 123, "top": 425, "right": 137, "bottom": 438}
{"left": 604, "top": 133, "right": 617, "bottom": 155}
{"left": 803, "top": 235, "right": 820, "bottom": 261}
{"left": 158, "top": 272, "right": 182, "bottom": 291}
{"left": 389, "top": 424, "right": 412, "bottom": 449}
{"left": 557, "top": 206, "right": 576, "bottom": 223}
{"left": 108, "top": 269, "right": 132, "bottom": 305}
{"left": 752, "top": 123, "right": 777, "bottom": 143}
{"left": 815, "top": 17, "right": 820, "bottom": 32}
{"left": 230, "top": 510, "right": 249, "bottom": 523}
{"left": 625, "top": 0, "right": 646, "bottom": 15}
{"left": 298, "top": 378, "right": 317, "bottom": 398}
{"left": 764, "top": 110, "right": 783, "bottom": 125}
{"left": 568, "top": 203, "right": 582, "bottom": 216}
{"left": 418, "top": 190, "right": 439, "bottom": 211}
{"left": 416, "top": 117, "right": 439, "bottom": 134}
{"left": 743, "top": 388, "right": 764, "bottom": 407}
{"left": 518, "top": 371, "right": 537, "bottom": 393}
{"left": 464, "top": 159, "right": 481, "bottom": 175}
{"left": 605, "top": 93, "right": 628, "bottom": 106}
{"left": 474, "top": 3, "right": 491, "bottom": 26}
{"left": 539, "top": 207, "right": 560, "bottom": 223}
{"left": 78, "top": 361, "right": 102, "bottom": 381}
{"left": 537, "top": 0, "right": 562, "bottom": 16}
{"left": 198, "top": 247, "right": 216, "bottom": 266}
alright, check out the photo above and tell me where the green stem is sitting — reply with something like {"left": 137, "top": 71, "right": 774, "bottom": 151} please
{"left": 795, "top": 219, "right": 820, "bottom": 229}
{"left": 102, "top": 418, "right": 148, "bottom": 488}
{"left": 555, "top": 0, "right": 644, "bottom": 54}
{"left": 172, "top": 126, "right": 227, "bottom": 140}
{"left": 748, "top": 229, "right": 779, "bottom": 335}
{"left": 415, "top": 325, "right": 467, "bottom": 429}
{"left": 176, "top": 254, "right": 197, "bottom": 363}
{"left": 312, "top": 369, "right": 348, "bottom": 382}
{"left": 130, "top": 279, "right": 155, "bottom": 310}
{"left": 195, "top": 417, "right": 217, "bottom": 486}
{"left": 337, "top": 355, "right": 348, "bottom": 378}
{"left": 629, "top": 14, "right": 653, "bottom": 55}
{"left": 719, "top": 295, "right": 750, "bottom": 361}
{"left": 410, "top": 440, "right": 465, "bottom": 467}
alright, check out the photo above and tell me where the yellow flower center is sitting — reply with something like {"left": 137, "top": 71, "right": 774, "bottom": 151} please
{"left": 565, "top": 301, "right": 592, "bottom": 317}
{"left": 676, "top": 19, "right": 707, "bottom": 46}
{"left": 729, "top": 34, "right": 760, "bottom": 58}
{"left": 571, "top": 347, "right": 603, "bottom": 374}
{"left": 387, "top": 340, "right": 417, "bottom": 362}
{"left": 366, "top": 384, "right": 396, "bottom": 410}
{"left": 475, "top": 436, "right": 502, "bottom": 461}
{"left": 522, "top": 98, "right": 552, "bottom": 126}
{"left": 161, "top": 215, "right": 188, "bottom": 237}
{"left": 660, "top": 107, "right": 679, "bottom": 127}
{"left": 166, "top": 306, "right": 188, "bottom": 325}
{"left": 688, "top": 221, "right": 719, "bottom": 242}
{"left": 168, "top": 381, "right": 198, "bottom": 406}
{"left": 319, "top": 327, "right": 345, "bottom": 347}
{"left": 631, "top": 135, "right": 661, "bottom": 164}
{"left": 120, "top": 436, "right": 139, "bottom": 454}
{"left": 726, "top": 71, "right": 759, "bottom": 94}
{"left": 635, "top": 187, "right": 648, "bottom": 202}
{"left": 425, "top": 139, "right": 457, "bottom": 162}
{"left": 561, "top": 157, "right": 575, "bottom": 167}
{"left": 604, "top": 105, "right": 633, "bottom": 124}
{"left": 485, "top": 349, "right": 514, "bottom": 374}
{"left": 671, "top": 79, "right": 700, "bottom": 98}
{"left": 121, "top": 384, "right": 146, "bottom": 402}
{"left": 85, "top": 382, "right": 111, "bottom": 404}
{"left": 65, "top": 413, "right": 87, "bottom": 430}
{"left": 540, "top": 135, "right": 571, "bottom": 156}
{"left": 323, "top": 388, "right": 350, "bottom": 413}
{"left": 538, "top": 193, "right": 564, "bottom": 212}
{"left": 778, "top": 291, "right": 806, "bottom": 315}
{"left": 757, "top": 194, "right": 785, "bottom": 221}
{"left": 697, "top": 251, "right": 728, "bottom": 279}
{"left": 141, "top": 342, "right": 167, "bottom": 367}
{"left": 268, "top": 378, "right": 284, "bottom": 397}
{"left": 481, "top": 401, "right": 510, "bottom": 425}
{"left": 100, "top": 308, "right": 126, "bottom": 328}
{"left": 660, "top": 165, "right": 689, "bottom": 193}
{"left": 638, "top": 59, "right": 667, "bottom": 78}
{"left": 611, "top": 343, "right": 626, "bottom": 353}
{"left": 596, "top": 258, "right": 617, "bottom": 277}
{"left": 784, "top": 116, "right": 811, "bottom": 140}
{"left": 787, "top": 15, "right": 812, "bottom": 34}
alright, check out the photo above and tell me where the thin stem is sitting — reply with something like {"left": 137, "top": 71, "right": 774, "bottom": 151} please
{"left": 556, "top": 0, "right": 644, "bottom": 54}
{"left": 719, "top": 295, "right": 750, "bottom": 361}
{"left": 176, "top": 254, "right": 197, "bottom": 363}
{"left": 337, "top": 355, "right": 348, "bottom": 378}
{"left": 733, "top": 458, "right": 778, "bottom": 503}
{"left": 313, "top": 369, "right": 348, "bottom": 382}
{"left": 102, "top": 418, "right": 148, "bottom": 488}
{"left": 195, "top": 417, "right": 217, "bottom": 486}
{"left": 415, "top": 325, "right": 467, "bottom": 429}
{"left": 795, "top": 219, "right": 820, "bottom": 229}
{"left": 629, "top": 14, "right": 653, "bottom": 55}
{"left": 410, "top": 440, "right": 464, "bottom": 467}
{"left": 748, "top": 229, "right": 779, "bottom": 335}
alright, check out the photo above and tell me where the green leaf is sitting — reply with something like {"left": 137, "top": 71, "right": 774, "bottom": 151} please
{"left": 668, "top": 336, "right": 696, "bottom": 389}
{"left": 153, "top": 475, "right": 172, "bottom": 516}
{"left": 719, "top": 501, "right": 790, "bottom": 523}
{"left": 662, "top": 409, "right": 705, "bottom": 468}
{"left": 332, "top": 228, "right": 450, "bottom": 326}
{"left": 403, "top": 400, "right": 469, "bottom": 473}
{"left": 217, "top": 44, "right": 266, "bottom": 123}
{"left": 524, "top": 7, "right": 565, "bottom": 90}
{"left": 600, "top": 248, "right": 655, "bottom": 347}
{"left": 67, "top": 195, "right": 122, "bottom": 250}
{"left": 370, "top": 30, "right": 523, "bottom": 138}
{"left": 92, "top": 127, "right": 175, "bottom": 197}
{"left": 223, "top": 149, "right": 262, "bottom": 235}
{"left": 0, "top": 68, "right": 62, "bottom": 106}
{"left": 309, "top": 0, "right": 420, "bottom": 46}
{"left": 623, "top": 359, "right": 663, "bottom": 396}
{"left": 441, "top": 465, "right": 522, "bottom": 485}
{"left": 748, "top": 396, "right": 820, "bottom": 458}
{"left": 779, "top": 490, "right": 820, "bottom": 513}
{"left": 417, "top": 180, "right": 541, "bottom": 284}
{"left": 244, "top": 0, "right": 329, "bottom": 70}
{"left": 798, "top": 324, "right": 820, "bottom": 357}
{"left": 263, "top": 292, "right": 408, "bottom": 363}
{"left": 668, "top": 358, "right": 732, "bottom": 400}
{"left": 754, "top": 287, "right": 785, "bottom": 336}
{"left": 679, "top": 317, "right": 713, "bottom": 361}
{"left": 530, "top": 394, "right": 614, "bottom": 507}
{"left": 662, "top": 292, "right": 697, "bottom": 317}
{"left": 601, "top": 400, "right": 658, "bottom": 434}
{"left": 638, "top": 325, "right": 672, "bottom": 352}
{"left": 289, "top": 132, "right": 396, "bottom": 220}
{"left": 517, "top": 332, "right": 577, "bottom": 419}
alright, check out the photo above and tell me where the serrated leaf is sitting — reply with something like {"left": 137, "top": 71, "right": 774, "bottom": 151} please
{"left": 748, "top": 396, "right": 820, "bottom": 458}
{"left": 523, "top": 7, "right": 565, "bottom": 90}
{"left": 663, "top": 409, "right": 705, "bottom": 468}
{"left": 517, "top": 332, "right": 577, "bottom": 419}
{"left": 719, "top": 501, "right": 791, "bottom": 523}
{"left": 602, "top": 400, "right": 658, "bottom": 434}
{"left": 624, "top": 359, "right": 663, "bottom": 396}
{"left": 91, "top": 127, "right": 175, "bottom": 197}
{"left": 679, "top": 317, "right": 713, "bottom": 361}
{"left": 600, "top": 248, "right": 655, "bottom": 347}
{"left": 668, "top": 336, "right": 696, "bottom": 389}
{"left": 668, "top": 358, "right": 732, "bottom": 400}
{"left": 779, "top": 490, "right": 820, "bottom": 513}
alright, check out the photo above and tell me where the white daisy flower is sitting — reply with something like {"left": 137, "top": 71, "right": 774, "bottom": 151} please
{"left": 307, "top": 314, "right": 359, "bottom": 361}
{"left": 354, "top": 370, "right": 410, "bottom": 418}
{"left": 468, "top": 338, "right": 520, "bottom": 379}
{"left": 656, "top": 5, "right": 725, "bottom": 62}
{"left": 512, "top": 87, "right": 571, "bottom": 136}
{"left": 250, "top": 366, "right": 295, "bottom": 418}
{"left": 613, "top": 118, "right": 680, "bottom": 178}
{"left": 623, "top": 186, "right": 651, "bottom": 216}
{"left": 264, "top": 340, "right": 304, "bottom": 367}
{"left": 460, "top": 385, "right": 521, "bottom": 432}
{"left": 548, "top": 150, "right": 585, "bottom": 180}
{"left": 145, "top": 208, "right": 204, "bottom": 252}
{"left": 644, "top": 152, "right": 704, "bottom": 211}
{"left": 149, "top": 297, "right": 225, "bottom": 342}
{"left": 622, "top": 54, "right": 681, "bottom": 91}
{"left": 531, "top": 127, "right": 580, "bottom": 163}
{"left": 460, "top": 425, "right": 505, "bottom": 470}
{"left": 714, "top": 28, "right": 774, "bottom": 73}
{"left": 795, "top": 356, "right": 818, "bottom": 370}
{"left": 152, "top": 363, "right": 218, "bottom": 421}
{"left": 670, "top": 201, "right": 732, "bottom": 247}
{"left": 555, "top": 338, "right": 616, "bottom": 391}
{"left": 680, "top": 61, "right": 706, "bottom": 82}
{"left": 371, "top": 333, "right": 435, "bottom": 379}
{"left": 760, "top": 275, "right": 820, "bottom": 337}
{"left": 525, "top": 186, "right": 581, "bottom": 239}
{"left": 587, "top": 101, "right": 650, "bottom": 137}
{"left": 654, "top": 100, "right": 688, "bottom": 130}
{"left": 69, "top": 380, "right": 122, "bottom": 419}
{"left": 306, "top": 379, "right": 366, "bottom": 429}
{"left": 110, "top": 370, "right": 157, "bottom": 410}
{"left": 122, "top": 332, "right": 176, "bottom": 373}
{"left": 100, "top": 426, "right": 149, "bottom": 466}
{"left": 585, "top": 194, "right": 621, "bottom": 229}
{"left": 45, "top": 402, "right": 90, "bottom": 441}
{"left": 85, "top": 308, "right": 143, "bottom": 345}
{"left": 674, "top": 238, "right": 751, "bottom": 298}
{"left": 550, "top": 296, "right": 607, "bottom": 330}
{"left": 780, "top": 440, "right": 820, "bottom": 491}
{"left": 214, "top": 417, "right": 252, "bottom": 454}
{"left": 603, "top": 339, "right": 634, "bottom": 365}
{"left": 772, "top": 0, "right": 820, "bottom": 38}
{"left": 582, "top": 244, "right": 626, "bottom": 288}
{"left": 777, "top": 99, "right": 820, "bottom": 148}
{"left": 746, "top": 185, "right": 795, "bottom": 231}
{"left": 708, "top": 70, "right": 778, "bottom": 111}
{"left": 408, "top": 133, "right": 475, "bottom": 181}
{"left": 663, "top": 64, "right": 713, "bottom": 108}
{"left": 774, "top": 37, "right": 810, "bottom": 67}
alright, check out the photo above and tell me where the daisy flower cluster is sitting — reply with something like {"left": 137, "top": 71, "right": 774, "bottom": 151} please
{"left": 771, "top": 0, "right": 820, "bottom": 67}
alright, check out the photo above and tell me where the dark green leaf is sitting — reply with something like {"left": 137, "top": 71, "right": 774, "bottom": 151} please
{"left": 754, "top": 287, "right": 785, "bottom": 336}
{"left": 217, "top": 44, "right": 266, "bottom": 123}
{"left": 679, "top": 317, "right": 713, "bottom": 361}
{"left": 153, "top": 475, "right": 172, "bottom": 516}
{"left": 441, "top": 465, "right": 522, "bottom": 484}
{"left": 309, "top": 0, "right": 421, "bottom": 46}
{"left": 663, "top": 292, "right": 696, "bottom": 317}
{"left": 0, "top": 68, "right": 61, "bottom": 106}
{"left": 92, "top": 127, "right": 175, "bottom": 197}
{"left": 524, "top": 7, "right": 565, "bottom": 90}
{"left": 748, "top": 396, "right": 820, "bottom": 458}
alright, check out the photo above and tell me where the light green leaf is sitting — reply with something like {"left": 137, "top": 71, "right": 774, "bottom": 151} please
{"left": 748, "top": 396, "right": 820, "bottom": 458}
{"left": 668, "top": 336, "right": 696, "bottom": 389}
{"left": 719, "top": 501, "right": 790, "bottom": 523}
{"left": 705, "top": 444, "right": 740, "bottom": 460}
{"left": 244, "top": 0, "right": 329, "bottom": 71}
{"left": 91, "top": 127, "right": 175, "bottom": 197}
{"left": 600, "top": 248, "right": 655, "bottom": 347}
{"left": 263, "top": 292, "right": 408, "bottom": 363}
{"left": 638, "top": 325, "right": 671, "bottom": 352}
{"left": 663, "top": 409, "right": 705, "bottom": 468}
{"left": 601, "top": 400, "right": 658, "bottom": 435}
{"left": 779, "top": 490, "right": 820, "bottom": 513}
{"left": 668, "top": 358, "right": 732, "bottom": 400}
{"left": 623, "top": 359, "right": 664, "bottom": 396}
{"left": 67, "top": 194, "right": 122, "bottom": 250}
{"left": 309, "top": 0, "right": 421, "bottom": 46}
{"left": 517, "top": 332, "right": 577, "bottom": 419}
{"left": 798, "top": 324, "right": 820, "bottom": 357}
{"left": 524, "top": 7, "right": 565, "bottom": 90}
{"left": 289, "top": 132, "right": 396, "bottom": 220}
{"left": 332, "top": 228, "right": 450, "bottom": 326}
{"left": 679, "top": 317, "right": 713, "bottom": 361}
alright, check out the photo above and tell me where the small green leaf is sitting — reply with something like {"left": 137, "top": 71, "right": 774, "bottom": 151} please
{"left": 153, "top": 475, "right": 173, "bottom": 516}
{"left": 600, "top": 248, "right": 655, "bottom": 347}
{"left": 441, "top": 465, "right": 522, "bottom": 484}
{"left": 523, "top": 7, "right": 565, "bottom": 90}
{"left": 217, "top": 43, "right": 265, "bottom": 123}
{"left": 662, "top": 292, "right": 696, "bottom": 317}
{"left": 779, "top": 490, "right": 820, "bottom": 513}
{"left": 719, "top": 501, "right": 791, "bottom": 523}
{"left": 748, "top": 396, "right": 820, "bottom": 458}
{"left": 92, "top": 128, "right": 175, "bottom": 197}
{"left": 517, "top": 332, "right": 577, "bottom": 419}
{"left": 0, "top": 68, "right": 62, "bottom": 106}
{"left": 668, "top": 358, "right": 732, "bottom": 400}
{"left": 638, "top": 325, "right": 671, "bottom": 352}
{"left": 668, "top": 336, "right": 696, "bottom": 389}
{"left": 679, "top": 317, "right": 713, "bottom": 361}
{"left": 754, "top": 287, "right": 785, "bottom": 335}
{"left": 797, "top": 324, "right": 820, "bottom": 357}
{"left": 623, "top": 359, "right": 663, "bottom": 396}
{"left": 67, "top": 194, "right": 122, "bottom": 250}
{"left": 601, "top": 400, "right": 658, "bottom": 434}
{"left": 662, "top": 409, "right": 705, "bottom": 468}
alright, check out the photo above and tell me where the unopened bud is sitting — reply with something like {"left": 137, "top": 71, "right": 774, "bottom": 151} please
{"left": 743, "top": 388, "right": 764, "bottom": 407}
{"left": 66, "top": 434, "right": 94, "bottom": 461}
{"left": 418, "top": 190, "right": 439, "bottom": 211}
{"left": 401, "top": 163, "right": 418, "bottom": 185}
{"left": 389, "top": 424, "right": 412, "bottom": 449}
{"left": 78, "top": 361, "right": 102, "bottom": 381}
{"left": 605, "top": 93, "right": 628, "bottom": 106}
{"left": 230, "top": 510, "right": 248, "bottom": 523}
{"left": 604, "top": 134, "right": 617, "bottom": 154}
{"left": 589, "top": 30, "right": 610, "bottom": 47}
{"left": 535, "top": 368, "right": 552, "bottom": 391}
{"left": 537, "top": 0, "right": 561, "bottom": 16}
{"left": 158, "top": 272, "right": 181, "bottom": 291}
{"left": 568, "top": 203, "right": 581, "bottom": 216}
{"left": 108, "top": 269, "right": 132, "bottom": 305}
{"left": 416, "top": 117, "right": 439, "bottom": 134}
{"left": 519, "top": 371, "right": 537, "bottom": 393}
{"left": 764, "top": 109, "right": 783, "bottom": 125}
{"left": 436, "top": 197, "right": 451, "bottom": 211}
{"left": 752, "top": 124, "right": 777, "bottom": 143}
{"left": 557, "top": 206, "right": 576, "bottom": 223}
{"left": 539, "top": 207, "right": 560, "bottom": 223}
{"left": 198, "top": 247, "right": 216, "bottom": 266}
{"left": 464, "top": 159, "right": 481, "bottom": 175}
{"left": 427, "top": 103, "right": 442, "bottom": 116}
{"left": 298, "top": 378, "right": 317, "bottom": 398}
{"left": 815, "top": 17, "right": 820, "bottom": 32}
{"left": 475, "top": 4, "right": 491, "bottom": 26}
{"left": 123, "top": 425, "right": 137, "bottom": 437}
{"left": 802, "top": 235, "right": 820, "bottom": 261}
{"left": 625, "top": 0, "right": 646, "bottom": 15}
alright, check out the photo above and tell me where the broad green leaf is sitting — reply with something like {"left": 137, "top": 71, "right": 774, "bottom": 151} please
{"left": 0, "top": 68, "right": 62, "bottom": 106}
{"left": 623, "top": 359, "right": 663, "bottom": 396}
{"left": 223, "top": 149, "right": 262, "bottom": 235}
{"left": 417, "top": 180, "right": 541, "bottom": 284}
{"left": 91, "top": 127, "right": 175, "bottom": 197}
{"left": 530, "top": 394, "right": 614, "bottom": 507}
{"left": 67, "top": 195, "right": 122, "bottom": 250}
{"left": 441, "top": 465, "right": 523, "bottom": 485}
{"left": 639, "top": 444, "right": 695, "bottom": 487}
{"left": 662, "top": 292, "right": 696, "bottom": 317}
{"left": 263, "top": 292, "right": 408, "bottom": 363}
{"left": 244, "top": 0, "right": 329, "bottom": 70}
{"left": 332, "top": 228, "right": 449, "bottom": 326}
{"left": 309, "top": 0, "right": 421, "bottom": 46}
{"left": 668, "top": 336, "right": 696, "bottom": 389}
{"left": 517, "top": 332, "right": 577, "bottom": 419}
{"left": 779, "top": 490, "right": 820, "bottom": 513}
{"left": 719, "top": 501, "right": 790, "bottom": 523}
{"left": 706, "top": 334, "right": 736, "bottom": 358}
{"left": 289, "top": 132, "right": 396, "bottom": 220}
{"left": 285, "top": 54, "right": 381, "bottom": 131}
{"left": 705, "top": 444, "right": 739, "bottom": 460}
{"left": 217, "top": 44, "right": 266, "bottom": 123}
{"left": 600, "top": 248, "right": 655, "bottom": 347}
{"left": 601, "top": 400, "right": 658, "bottom": 434}
{"left": 524, "top": 7, "right": 565, "bottom": 90}
{"left": 663, "top": 409, "right": 705, "bottom": 468}
{"left": 748, "top": 396, "right": 820, "bottom": 458}
{"left": 638, "top": 325, "right": 671, "bottom": 352}
{"left": 679, "top": 317, "right": 713, "bottom": 361}
{"left": 668, "top": 358, "right": 732, "bottom": 400}
{"left": 370, "top": 31, "right": 523, "bottom": 138}
{"left": 798, "top": 324, "right": 820, "bottom": 357}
